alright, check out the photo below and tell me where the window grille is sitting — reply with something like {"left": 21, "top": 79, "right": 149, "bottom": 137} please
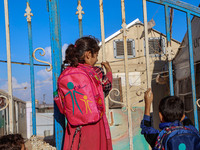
{"left": 113, "top": 39, "right": 135, "bottom": 59}
{"left": 144, "top": 37, "right": 166, "bottom": 57}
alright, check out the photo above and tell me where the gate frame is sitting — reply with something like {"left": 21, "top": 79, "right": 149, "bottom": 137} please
{"left": 8, "top": 0, "right": 199, "bottom": 149}
{"left": 146, "top": 0, "right": 200, "bottom": 131}
{"left": 50, "top": 0, "right": 200, "bottom": 149}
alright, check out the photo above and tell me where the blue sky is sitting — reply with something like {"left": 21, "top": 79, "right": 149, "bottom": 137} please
{"left": 0, "top": 0, "right": 199, "bottom": 103}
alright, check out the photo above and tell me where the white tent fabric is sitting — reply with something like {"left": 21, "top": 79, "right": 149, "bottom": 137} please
{"left": 173, "top": 17, "right": 200, "bottom": 80}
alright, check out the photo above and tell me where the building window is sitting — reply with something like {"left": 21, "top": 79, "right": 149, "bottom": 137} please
{"left": 113, "top": 39, "right": 135, "bottom": 59}
{"left": 144, "top": 37, "right": 166, "bottom": 57}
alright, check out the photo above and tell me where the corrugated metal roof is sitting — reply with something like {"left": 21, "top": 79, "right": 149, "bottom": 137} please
{"left": 99, "top": 18, "right": 180, "bottom": 46}
{"left": 99, "top": 18, "right": 141, "bottom": 45}
{"left": 0, "top": 89, "right": 26, "bottom": 104}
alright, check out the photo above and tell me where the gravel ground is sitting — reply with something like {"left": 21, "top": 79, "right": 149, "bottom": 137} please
{"left": 25, "top": 136, "right": 56, "bottom": 150}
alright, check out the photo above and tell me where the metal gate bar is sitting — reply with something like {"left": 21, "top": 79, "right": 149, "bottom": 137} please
{"left": 164, "top": 5, "right": 174, "bottom": 96}
{"left": 48, "top": 0, "right": 65, "bottom": 149}
{"left": 25, "top": 0, "right": 37, "bottom": 135}
{"left": 186, "top": 12, "right": 199, "bottom": 130}
{"left": 4, "top": 0, "right": 14, "bottom": 134}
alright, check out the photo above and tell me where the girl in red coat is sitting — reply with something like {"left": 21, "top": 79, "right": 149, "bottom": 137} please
{"left": 56, "top": 36, "right": 113, "bottom": 150}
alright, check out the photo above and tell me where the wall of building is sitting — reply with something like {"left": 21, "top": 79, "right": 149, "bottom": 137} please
{"left": 16, "top": 101, "right": 27, "bottom": 138}
{"left": 97, "top": 22, "right": 180, "bottom": 147}
{"left": 98, "top": 23, "right": 180, "bottom": 110}
{"left": 26, "top": 101, "right": 54, "bottom": 138}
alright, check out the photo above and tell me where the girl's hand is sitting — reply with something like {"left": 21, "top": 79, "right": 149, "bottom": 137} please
{"left": 101, "top": 61, "right": 112, "bottom": 72}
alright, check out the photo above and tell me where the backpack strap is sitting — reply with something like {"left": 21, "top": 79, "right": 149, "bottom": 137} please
{"left": 70, "top": 126, "right": 82, "bottom": 150}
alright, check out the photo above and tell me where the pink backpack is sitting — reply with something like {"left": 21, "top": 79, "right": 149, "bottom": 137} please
{"left": 54, "top": 63, "right": 105, "bottom": 126}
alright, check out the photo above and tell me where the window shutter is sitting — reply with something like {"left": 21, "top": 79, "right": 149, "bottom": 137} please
{"left": 114, "top": 39, "right": 135, "bottom": 58}
{"left": 144, "top": 37, "right": 165, "bottom": 57}
{"left": 148, "top": 38, "right": 165, "bottom": 56}
{"left": 149, "top": 38, "right": 162, "bottom": 54}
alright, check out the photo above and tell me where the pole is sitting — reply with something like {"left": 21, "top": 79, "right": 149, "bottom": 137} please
{"left": 24, "top": 1, "right": 36, "bottom": 135}
{"left": 121, "top": 0, "right": 133, "bottom": 149}
{"left": 99, "top": 0, "right": 109, "bottom": 118}
{"left": 186, "top": 12, "right": 199, "bottom": 131}
{"left": 143, "top": 0, "right": 151, "bottom": 88}
{"left": 4, "top": 0, "right": 13, "bottom": 133}
{"left": 165, "top": 5, "right": 174, "bottom": 96}
{"left": 48, "top": 0, "right": 65, "bottom": 149}
{"left": 99, "top": 0, "right": 106, "bottom": 61}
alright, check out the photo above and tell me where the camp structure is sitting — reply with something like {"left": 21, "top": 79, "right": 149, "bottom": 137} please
{"left": 0, "top": 90, "right": 27, "bottom": 138}
{"left": 98, "top": 18, "right": 181, "bottom": 149}
{"left": 173, "top": 16, "right": 200, "bottom": 129}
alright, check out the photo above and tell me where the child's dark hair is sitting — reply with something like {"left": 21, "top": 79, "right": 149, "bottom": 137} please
{"left": 64, "top": 36, "right": 100, "bottom": 67}
{"left": 159, "top": 96, "right": 184, "bottom": 122}
{"left": 0, "top": 134, "right": 24, "bottom": 150}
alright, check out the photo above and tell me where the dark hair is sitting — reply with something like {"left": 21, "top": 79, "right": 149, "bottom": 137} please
{"left": 159, "top": 96, "right": 184, "bottom": 122}
{"left": 0, "top": 134, "right": 24, "bottom": 150}
{"left": 64, "top": 36, "right": 100, "bottom": 67}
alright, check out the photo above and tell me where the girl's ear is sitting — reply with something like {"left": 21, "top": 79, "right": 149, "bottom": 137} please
{"left": 84, "top": 51, "right": 91, "bottom": 59}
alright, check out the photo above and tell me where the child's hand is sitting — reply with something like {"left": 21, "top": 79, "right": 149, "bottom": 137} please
{"left": 144, "top": 88, "right": 153, "bottom": 106}
{"left": 101, "top": 61, "right": 112, "bottom": 72}
{"left": 144, "top": 88, "right": 153, "bottom": 116}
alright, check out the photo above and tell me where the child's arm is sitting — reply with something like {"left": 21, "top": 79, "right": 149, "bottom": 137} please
{"left": 140, "top": 115, "right": 159, "bottom": 148}
{"left": 93, "top": 64, "right": 112, "bottom": 96}
{"left": 140, "top": 88, "right": 159, "bottom": 148}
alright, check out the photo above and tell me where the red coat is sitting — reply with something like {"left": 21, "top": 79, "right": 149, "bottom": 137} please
{"left": 63, "top": 114, "right": 112, "bottom": 150}
{"left": 55, "top": 64, "right": 113, "bottom": 150}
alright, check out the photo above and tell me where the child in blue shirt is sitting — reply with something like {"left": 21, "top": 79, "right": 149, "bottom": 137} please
{"left": 140, "top": 89, "right": 200, "bottom": 150}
